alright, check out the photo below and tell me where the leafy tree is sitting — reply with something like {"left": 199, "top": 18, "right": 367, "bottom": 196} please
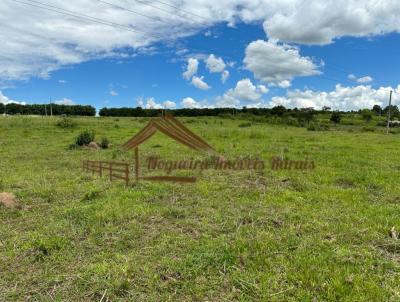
{"left": 360, "top": 109, "right": 373, "bottom": 123}
{"left": 271, "top": 105, "right": 287, "bottom": 116}
{"left": 75, "top": 130, "right": 95, "bottom": 146}
{"left": 383, "top": 105, "right": 400, "bottom": 119}
{"left": 330, "top": 111, "right": 341, "bottom": 124}
{"left": 372, "top": 105, "right": 382, "bottom": 115}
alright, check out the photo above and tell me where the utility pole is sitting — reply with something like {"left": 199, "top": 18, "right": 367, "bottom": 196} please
{"left": 50, "top": 98, "right": 53, "bottom": 117}
{"left": 386, "top": 90, "right": 393, "bottom": 134}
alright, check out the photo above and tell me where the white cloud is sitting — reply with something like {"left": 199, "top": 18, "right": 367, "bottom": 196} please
{"left": 278, "top": 80, "right": 291, "bottom": 88}
{"left": 269, "top": 84, "right": 399, "bottom": 111}
{"left": 216, "top": 78, "right": 268, "bottom": 107}
{"left": 0, "top": 90, "right": 25, "bottom": 105}
{"left": 263, "top": 1, "right": 400, "bottom": 45}
{"left": 181, "top": 97, "right": 200, "bottom": 108}
{"left": 191, "top": 76, "right": 211, "bottom": 90}
{"left": 146, "top": 98, "right": 162, "bottom": 109}
{"left": 163, "top": 100, "right": 176, "bottom": 108}
{"left": 357, "top": 76, "right": 373, "bottom": 83}
{"left": 182, "top": 58, "right": 199, "bottom": 80}
{"left": 257, "top": 84, "right": 269, "bottom": 94}
{"left": 136, "top": 97, "right": 175, "bottom": 109}
{"left": 136, "top": 97, "right": 162, "bottom": 109}
{"left": 205, "top": 54, "right": 226, "bottom": 73}
{"left": 58, "top": 79, "right": 67, "bottom": 84}
{"left": 109, "top": 90, "right": 118, "bottom": 96}
{"left": 180, "top": 97, "right": 211, "bottom": 108}
{"left": 221, "top": 70, "right": 230, "bottom": 83}
{"left": 1, "top": 0, "right": 400, "bottom": 82}
{"left": 205, "top": 54, "right": 229, "bottom": 84}
{"left": 244, "top": 40, "right": 320, "bottom": 85}
{"left": 54, "top": 98, "right": 75, "bottom": 105}
{"left": 348, "top": 74, "right": 373, "bottom": 83}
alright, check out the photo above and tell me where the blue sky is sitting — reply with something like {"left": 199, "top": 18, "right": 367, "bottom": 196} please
{"left": 1, "top": 0, "right": 400, "bottom": 111}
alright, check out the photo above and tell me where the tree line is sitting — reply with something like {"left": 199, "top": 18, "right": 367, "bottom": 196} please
{"left": 0, "top": 103, "right": 96, "bottom": 116}
{"left": 1, "top": 103, "right": 397, "bottom": 120}
{"left": 99, "top": 104, "right": 397, "bottom": 119}
{"left": 98, "top": 106, "right": 309, "bottom": 117}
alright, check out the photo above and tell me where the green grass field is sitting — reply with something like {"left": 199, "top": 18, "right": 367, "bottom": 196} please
{"left": 1, "top": 115, "right": 400, "bottom": 301}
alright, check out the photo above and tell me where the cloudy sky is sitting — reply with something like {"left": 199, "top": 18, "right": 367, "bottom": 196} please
{"left": 1, "top": 0, "right": 400, "bottom": 111}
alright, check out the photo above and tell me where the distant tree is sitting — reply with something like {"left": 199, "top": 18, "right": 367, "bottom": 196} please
{"left": 322, "top": 106, "right": 331, "bottom": 111}
{"left": 330, "top": 111, "right": 341, "bottom": 124}
{"left": 360, "top": 109, "right": 373, "bottom": 123}
{"left": 383, "top": 105, "right": 400, "bottom": 119}
{"left": 372, "top": 105, "right": 382, "bottom": 115}
{"left": 295, "top": 108, "right": 315, "bottom": 125}
{"left": 271, "top": 105, "right": 287, "bottom": 116}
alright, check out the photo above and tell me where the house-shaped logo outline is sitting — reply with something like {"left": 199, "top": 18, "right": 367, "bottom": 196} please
{"left": 122, "top": 113, "right": 216, "bottom": 182}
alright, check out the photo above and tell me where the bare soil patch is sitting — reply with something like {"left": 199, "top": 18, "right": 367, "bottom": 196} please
{"left": 0, "top": 192, "right": 18, "bottom": 208}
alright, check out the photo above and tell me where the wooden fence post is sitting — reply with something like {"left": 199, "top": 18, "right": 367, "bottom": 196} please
{"left": 135, "top": 147, "right": 139, "bottom": 182}
{"left": 125, "top": 163, "right": 129, "bottom": 186}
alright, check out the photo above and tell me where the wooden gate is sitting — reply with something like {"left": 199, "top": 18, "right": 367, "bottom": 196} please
{"left": 82, "top": 160, "right": 130, "bottom": 185}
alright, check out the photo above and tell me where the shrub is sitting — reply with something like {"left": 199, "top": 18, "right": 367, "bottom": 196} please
{"left": 100, "top": 137, "right": 110, "bottom": 149}
{"left": 56, "top": 117, "right": 76, "bottom": 128}
{"left": 360, "top": 109, "right": 373, "bottom": 123}
{"left": 75, "top": 130, "right": 95, "bottom": 146}
{"left": 330, "top": 112, "right": 341, "bottom": 124}
{"left": 238, "top": 122, "right": 252, "bottom": 128}
{"left": 361, "top": 126, "right": 375, "bottom": 132}
{"left": 285, "top": 117, "right": 300, "bottom": 127}
{"left": 307, "top": 122, "right": 330, "bottom": 131}
{"left": 271, "top": 105, "right": 287, "bottom": 116}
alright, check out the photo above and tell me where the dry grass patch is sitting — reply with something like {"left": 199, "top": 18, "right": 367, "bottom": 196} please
{"left": 0, "top": 192, "right": 18, "bottom": 208}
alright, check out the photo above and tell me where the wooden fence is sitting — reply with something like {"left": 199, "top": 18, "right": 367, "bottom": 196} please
{"left": 82, "top": 160, "right": 130, "bottom": 185}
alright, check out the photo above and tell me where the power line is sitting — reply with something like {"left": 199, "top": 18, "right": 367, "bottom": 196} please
{"left": 94, "top": 0, "right": 181, "bottom": 26}
{"left": 9, "top": 0, "right": 164, "bottom": 39}
{"left": 147, "top": 0, "right": 209, "bottom": 21}
{"left": 131, "top": 0, "right": 207, "bottom": 24}
{"left": 7, "top": 0, "right": 239, "bottom": 61}
{"left": 6, "top": 0, "right": 383, "bottom": 89}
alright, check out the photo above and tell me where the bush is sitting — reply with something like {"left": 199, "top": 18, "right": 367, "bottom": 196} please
{"left": 330, "top": 112, "right": 341, "bottom": 124}
{"left": 285, "top": 117, "right": 300, "bottom": 127}
{"left": 56, "top": 117, "right": 76, "bottom": 128}
{"left": 75, "top": 130, "right": 95, "bottom": 146}
{"left": 361, "top": 126, "right": 375, "bottom": 132}
{"left": 307, "top": 122, "right": 330, "bottom": 131}
{"left": 100, "top": 137, "right": 110, "bottom": 149}
{"left": 360, "top": 109, "right": 373, "bottom": 123}
{"left": 238, "top": 122, "right": 252, "bottom": 128}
